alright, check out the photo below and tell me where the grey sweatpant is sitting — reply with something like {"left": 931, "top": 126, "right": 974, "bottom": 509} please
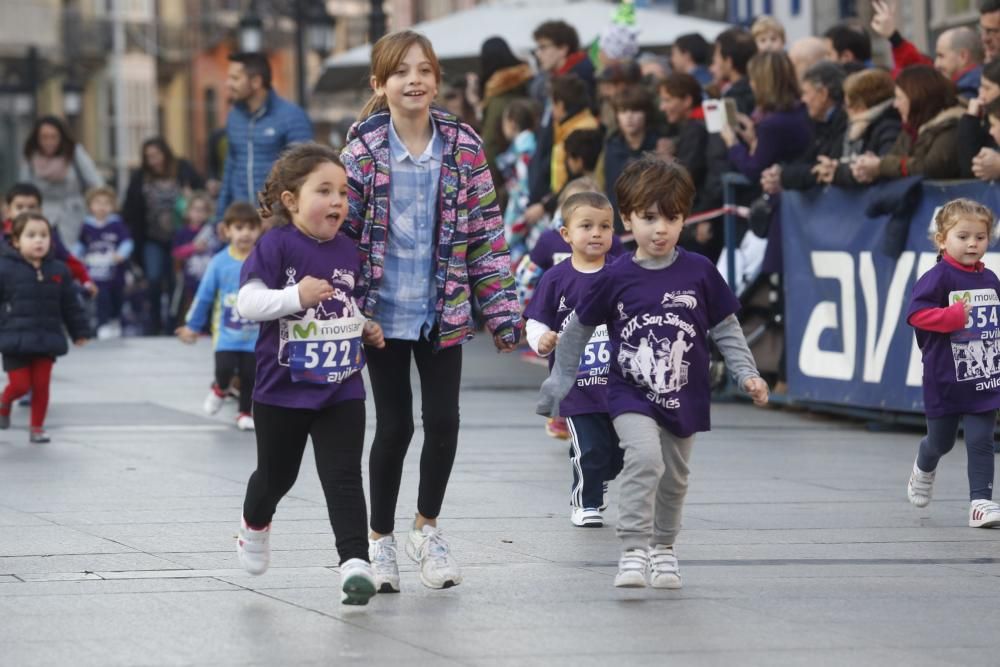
{"left": 613, "top": 413, "right": 694, "bottom": 550}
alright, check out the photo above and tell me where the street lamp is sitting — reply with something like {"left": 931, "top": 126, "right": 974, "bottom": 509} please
{"left": 294, "top": 0, "right": 336, "bottom": 106}
{"left": 239, "top": 4, "right": 264, "bottom": 53}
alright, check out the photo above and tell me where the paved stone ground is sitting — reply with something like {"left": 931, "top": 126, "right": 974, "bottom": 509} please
{"left": 2, "top": 336, "right": 1000, "bottom": 666}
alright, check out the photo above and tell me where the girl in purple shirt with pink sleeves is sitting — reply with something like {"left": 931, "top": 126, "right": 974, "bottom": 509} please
{"left": 905, "top": 198, "right": 1000, "bottom": 528}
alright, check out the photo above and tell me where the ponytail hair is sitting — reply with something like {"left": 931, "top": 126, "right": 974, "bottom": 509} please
{"left": 258, "top": 143, "right": 343, "bottom": 226}
{"left": 359, "top": 30, "right": 442, "bottom": 120}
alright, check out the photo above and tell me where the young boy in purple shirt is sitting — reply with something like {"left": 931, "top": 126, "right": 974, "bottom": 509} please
{"left": 524, "top": 192, "right": 624, "bottom": 528}
{"left": 537, "top": 156, "right": 769, "bottom": 589}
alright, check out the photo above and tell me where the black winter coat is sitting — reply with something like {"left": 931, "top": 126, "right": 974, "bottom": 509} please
{"left": 121, "top": 159, "right": 204, "bottom": 246}
{"left": 833, "top": 106, "right": 902, "bottom": 187}
{"left": 0, "top": 246, "right": 90, "bottom": 358}
{"left": 781, "top": 106, "right": 849, "bottom": 190}
{"left": 957, "top": 112, "right": 997, "bottom": 179}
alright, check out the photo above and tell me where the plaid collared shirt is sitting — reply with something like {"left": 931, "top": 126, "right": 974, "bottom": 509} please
{"left": 374, "top": 119, "right": 443, "bottom": 340}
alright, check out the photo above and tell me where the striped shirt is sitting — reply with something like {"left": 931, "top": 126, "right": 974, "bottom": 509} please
{"left": 374, "top": 119, "right": 444, "bottom": 340}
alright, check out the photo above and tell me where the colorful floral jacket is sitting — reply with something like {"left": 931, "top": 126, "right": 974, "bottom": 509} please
{"left": 341, "top": 106, "right": 521, "bottom": 350}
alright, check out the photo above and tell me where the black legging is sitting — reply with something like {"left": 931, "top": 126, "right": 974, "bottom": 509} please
{"left": 215, "top": 351, "right": 256, "bottom": 414}
{"left": 243, "top": 400, "right": 368, "bottom": 564}
{"left": 365, "top": 337, "right": 462, "bottom": 535}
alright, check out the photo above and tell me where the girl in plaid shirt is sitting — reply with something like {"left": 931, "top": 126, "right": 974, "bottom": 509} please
{"left": 341, "top": 31, "right": 521, "bottom": 594}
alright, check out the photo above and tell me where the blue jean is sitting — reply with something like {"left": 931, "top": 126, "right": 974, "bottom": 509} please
{"left": 95, "top": 282, "right": 123, "bottom": 326}
{"left": 917, "top": 411, "right": 996, "bottom": 501}
{"left": 143, "top": 241, "right": 174, "bottom": 334}
{"left": 566, "top": 413, "right": 623, "bottom": 509}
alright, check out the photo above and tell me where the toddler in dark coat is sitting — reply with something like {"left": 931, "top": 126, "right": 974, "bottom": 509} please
{"left": 0, "top": 212, "right": 90, "bottom": 442}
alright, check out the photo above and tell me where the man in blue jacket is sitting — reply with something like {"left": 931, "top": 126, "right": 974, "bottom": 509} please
{"left": 217, "top": 52, "right": 313, "bottom": 216}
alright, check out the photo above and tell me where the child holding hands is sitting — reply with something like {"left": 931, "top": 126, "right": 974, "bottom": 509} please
{"left": 233, "top": 143, "right": 385, "bottom": 605}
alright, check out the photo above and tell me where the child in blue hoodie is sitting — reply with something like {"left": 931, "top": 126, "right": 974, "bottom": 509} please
{"left": 176, "top": 202, "right": 262, "bottom": 430}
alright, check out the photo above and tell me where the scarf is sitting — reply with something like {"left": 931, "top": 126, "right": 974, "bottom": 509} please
{"left": 30, "top": 153, "right": 71, "bottom": 183}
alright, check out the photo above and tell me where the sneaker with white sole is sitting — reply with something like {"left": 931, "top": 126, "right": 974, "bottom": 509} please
{"left": 907, "top": 460, "right": 935, "bottom": 508}
{"left": 369, "top": 534, "right": 400, "bottom": 593}
{"left": 236, "top": 413, "right": 255, "bottom": 431}
{"left": 203, "top": 385, "right": 225, "bottom": 415}
{"left": 405, "top": 523, "right": 462, "bottom": 589}
{"left": 570, "top": 507, "right": 603, "bottom": 527}
{"left": 649, "top": 544, "right": 682, "bottom": 589}
{"left": 339, "top": 558, "right": 376, "bottom": 605}
{"left": 236, "top": 518, "right": 270, "bottom": 575}
{"left": 969, "top": 500, "right": 1000, "bottom": 528}
{"left": 614, "top": 548, "right": 649, "bottom": 588}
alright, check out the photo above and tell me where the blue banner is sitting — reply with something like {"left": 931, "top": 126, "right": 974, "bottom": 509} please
{"left": 781, "top": 180, "right": 1000, "bottom": 413}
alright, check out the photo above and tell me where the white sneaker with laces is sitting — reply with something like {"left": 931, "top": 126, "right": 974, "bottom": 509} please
{"left": 969, "top": 500, "right": 1000, "bottom": 528}
{"left": 405, "top": 523, "right": 462, "bottom": 589}
{"left": 203, "top": 387, "right": 225, "bottom": 415}
{"left": 570, "top": 507, "right": 603, "bottom": 527}
{"left": 614, "top": 548, "right": 649, "bottom": 588}
{"left": 339, "top": 558, "right": 376, "bottom": 605}
{"left": 236, "top": 518, "right": 270, "bottom": 575}
{"left": 369, "top": 534, "right": 400, "bottom": 593}
{"left": 907, "top": 460, "right": 935, "bottom": 508}
{"left": 649, "top": 544, "right": 682, "bottom": 589}
{"left": 236, "top": 413, "right": 255, "bottom": 431}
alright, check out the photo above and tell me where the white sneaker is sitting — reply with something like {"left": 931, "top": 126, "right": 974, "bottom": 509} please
{"left": 339, "top": 558, "right": 376, "bottom": 605}
{"left": 236, "top": 413, "right": 255, "bottom": 431}
{"left": 649, "top": 544, "right": 682, "bottom": 589}
{"left": 907, "top": 460, "right": 935, "bottom": 508}
{"left": 96, "top": 323, "right": 116, "bottom": 340}
{"left": 203, "top": 386, "right": 225, "bottom": 415}
{"left": 405, "top": 523, "right": 462, "bottom": 589}
{"left": 614, "top": 548, "right": 649, "bottom": 588}
{"left": 236, "top": 518, "right": 270, "bottom": 575}
{"left": 969, "top": 500, "right": 1000, "bottom": 528}
{"left": 600, "top": 481, "right": 609, "bottom": 512}
{"left": 570, "top": 507, "right": 603, "bottom": 527}
{"left": 369, "top": 534, "right": 400, "bottom": 593}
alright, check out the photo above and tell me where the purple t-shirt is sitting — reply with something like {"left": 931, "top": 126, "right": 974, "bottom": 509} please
{"left": 524, "top": 259, "right": 610, "bottom": 417}
{"left": 906, "top": 260, "right": 1000, "bottom": 418}
{"left": 529, "top": 229, "right": 625, "bottom": 271}
{"left": 78, "top": 217, "right": 130, "bottom": 286}
{"left": 174, "top": 225, "right": 217, "bottom": 292}
{"left": 240, "top": 225, "right": 366, "bottom": 410}
{"left": 574, "top": 249, "right": 741, "bottom": 437}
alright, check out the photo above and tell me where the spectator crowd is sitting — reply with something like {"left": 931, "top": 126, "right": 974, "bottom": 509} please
{"left": 8, "top": 0, "right": 1000, "bottom": 352}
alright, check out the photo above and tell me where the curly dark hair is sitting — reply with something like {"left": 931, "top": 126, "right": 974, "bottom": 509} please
{"left": 257, "top": 143, "right": 343, "bottom": 226}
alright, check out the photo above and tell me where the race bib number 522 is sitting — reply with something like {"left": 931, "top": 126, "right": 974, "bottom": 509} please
{"left": 287, "top": 316, "right": 366, "bottom": 384}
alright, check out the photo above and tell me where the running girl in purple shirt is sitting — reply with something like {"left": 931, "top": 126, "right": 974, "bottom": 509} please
{"left": 233, "top": 143, "right": 385, "bottom": 605}
{"left": 905, "top": 198, "right": 1000, "bottom": 528}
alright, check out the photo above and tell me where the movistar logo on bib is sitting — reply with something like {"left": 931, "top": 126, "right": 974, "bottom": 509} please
{"left": 288, "top": 315, "right": 366, "bottom": 384}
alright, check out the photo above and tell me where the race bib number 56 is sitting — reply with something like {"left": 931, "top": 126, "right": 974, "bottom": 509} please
{"left": 577, "top": 325, "right": 610, "bottom": 379}
{"left": 288, "top": 316, "right": 366, "bottom": 384}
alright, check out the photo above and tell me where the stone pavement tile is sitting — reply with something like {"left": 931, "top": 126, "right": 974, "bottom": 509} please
{"left": 0, "top": 577, "right": 239, "bottom": 597}
{"left": 472, "top": 648, "right": 952, "bottom": 667}
{"left": 0, "top": 506, "right": 49, "bottom": 527}
{"left": 0, "top": 524, "right": 134, "bottom": 557}
{"left": 718, "top": 592, "right": 1000, "bottom": 650}
{"left": 150, "top": 548, "right": 343, "bottom": 571}
{"left": 1, "top": 589, "right": 460, "bottom": 667}
{"left": 0, "top": 552, "right": 186, "bottom": 576}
